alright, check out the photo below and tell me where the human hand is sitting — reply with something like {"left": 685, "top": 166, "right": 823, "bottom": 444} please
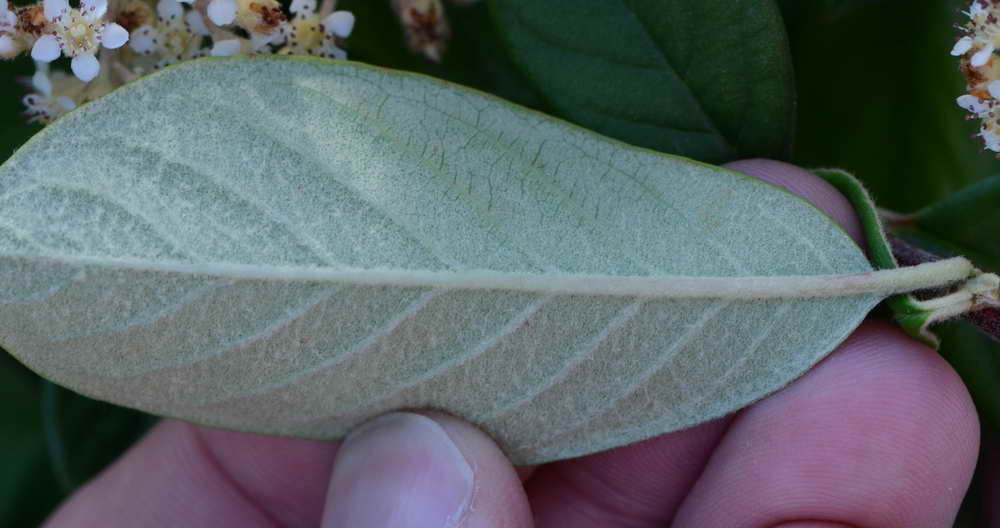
{"left": 42, "top": 161, "right": 979, "bottom": 528}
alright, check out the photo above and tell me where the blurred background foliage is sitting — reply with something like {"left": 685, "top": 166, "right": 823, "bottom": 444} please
{"left": 1, "top": 0, "right": 998, "bottom": 525}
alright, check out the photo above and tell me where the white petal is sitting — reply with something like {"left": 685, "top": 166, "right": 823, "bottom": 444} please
{"left": 55, "top": 95, "right": 76, "bottom": 111}
{"left": 957, "top": 94, "right": 986, "bottom": 114}
{"left": 289, "top": 0, "right": 315, "bottom": 17}
{"left": 983, "top": 127, "right": 1000, "bottom": 152}
{"left": 951, "top": 36, "right": 974, "bottom": 56}
{"left": 71, "top": 53, "right": 100, "bottom": 82}
{"left": 32, "top": 70, "right": 53, "bottom": 95}
{"left": 323, "top": 10, "right": 354, "bottom": 38}
{"left": 81, "top": 0, "right": 107, "bottom": 20}
{"left": 988, "top": 81, "right": 1000, "bottom": 100}
{"left": 972, "top": 44, "right": 995, "bottom": 67}
{"left": 129, "top": 24, "right": 158, "bottom": 54}
{"left": 0, "top": 10, "right": 16, "bottom": 30}
{"left": 249, "top": 31, "right": 272, "bottom": 51}
{"left": 185, "top": 10, "right": 209, "bottom": 36}
{"left": 210, "top": 38, "right": 241, "bottom": 56}
{"left": 0, "top": 0, "right": 7, "bottom": 14}
{"left": 31, "top": 35, "right": 62, "bottom": 62}
{"left": 0, "top": 34, "right": 17, "bottom": 57}
{"left": 207, "top": 0, "right": 237, "bottom": 26}
{"left": 157, "top": 0, "right": 183, "bottom": 22}
{"left": 100, "top": 22, "right": 129, "bottom": 48}
{"left": 43, "top": 0, "right": 69, "bottom": 21}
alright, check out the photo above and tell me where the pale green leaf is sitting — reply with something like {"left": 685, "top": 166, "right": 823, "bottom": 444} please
{"left": 0, "top": 57, "right": 969, "bottom": 463}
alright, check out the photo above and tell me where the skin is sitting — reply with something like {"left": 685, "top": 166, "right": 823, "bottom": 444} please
{"left": 43, "top": 160, "right": 980, "bottom": 528}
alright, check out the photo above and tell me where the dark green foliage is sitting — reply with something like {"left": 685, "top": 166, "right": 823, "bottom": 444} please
{"left": 0, "top": 353, "right": 154, "bottom": 527}
{"left": 489, "top": 0, "right": 796, "bottom": 163}
{"left": 789, "top": 0, "right": 1000, "bottom": 212}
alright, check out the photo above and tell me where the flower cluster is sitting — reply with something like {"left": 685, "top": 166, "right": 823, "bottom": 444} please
{"left": 1, "top": 0, "right": 355, "bottom": 123}
{"left": 1, "top": 0, "right": 483, "bottom": 125}
{"left": 953, "top": 0, "right": 1000, "bottom": 153}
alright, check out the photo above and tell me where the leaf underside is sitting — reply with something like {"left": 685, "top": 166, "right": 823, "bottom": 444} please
{"left": 0, "top": 57, "right": 878, "bottom": 463}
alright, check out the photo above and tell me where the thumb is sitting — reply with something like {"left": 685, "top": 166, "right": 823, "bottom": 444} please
{"left": 321, "top": 412, "right": 533, "bottom": 528}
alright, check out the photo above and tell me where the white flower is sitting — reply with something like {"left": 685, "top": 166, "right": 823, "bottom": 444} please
{"left": 130, "top": 0, "right": 209, "bottom": 66}
{"left": 981, "top": 125, "right": 1000, "bottom": 152}
{"left": 326, "top": 11, "right": 354, "bottom": 38}
{"left": 0, "top": 0, "right": 15, "bottom": 32}
{"left": 157, "top": 0, "right": 185, "bottom": 25}
{"left": 210, "top": 38, "right": 240, "bottom": 56}
{"left": 22, "top": 64, "right": 78, "bottom": 123}
{"left": 186, "top": 10, "right": 209, "bottom": 36}
{"left": 952, "top": 36, "right": 974, "bottom": 56}
{"left": 289, "top": 0, "right": 315, "bottom": 17}
{"left": 207, "top": 0, "right": 237, "bottom": 26}
{"left": 968, "top": 0, "right": 991, "bottom": 19}
{"left": 279, "top": 1, "right": 353, "bottom": 59}
{"left": 129, "top": 24, "right": 157, "bottom": 55}
{"left": 0, "top": 34, "right": 17, "bottom": 57}
{"left": 30, "top": 0, "right": 130, "bottom": 82}
{"left": 972, "top": 43, "right": 995, "bottom": 67}
{"left": 958, "top": 94, "right": 989, "bottom": 115}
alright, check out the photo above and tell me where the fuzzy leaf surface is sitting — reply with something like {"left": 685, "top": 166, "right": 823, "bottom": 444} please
{"left": 0, "top": 57, "right": 899, "bottom": 463}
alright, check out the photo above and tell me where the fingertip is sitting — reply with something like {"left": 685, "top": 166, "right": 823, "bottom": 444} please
{"left": 724, "top": 159, "right": 866, "bottom": 248}
{"left": 322, "top": 412, "right": 531, "bottom": 528}
{"left": 673, "top": 320, "right": 979, "bottom": 528}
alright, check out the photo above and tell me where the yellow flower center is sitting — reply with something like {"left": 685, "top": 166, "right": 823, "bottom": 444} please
{"left": 161, "top": 26, "right": 195, "bottom": 58}
{"left": 56, "top": 10, "right": 100, "bottom": 57}
{"left": 286, "top": 15, "right": 323, "bottom": 53}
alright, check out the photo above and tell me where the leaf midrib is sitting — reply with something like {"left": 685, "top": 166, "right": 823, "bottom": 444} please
{"left": 2, "top": 253, "right": 971, "bottom": 300}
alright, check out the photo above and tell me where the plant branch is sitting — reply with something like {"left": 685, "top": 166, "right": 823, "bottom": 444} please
{"left": 890, "top": 234, "right": 1000, "bottom": 343}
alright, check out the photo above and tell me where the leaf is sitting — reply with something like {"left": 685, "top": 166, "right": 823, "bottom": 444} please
{"left": 790, "top": 0, "right": 1000, "bottom": 212}
{"left": 0, "top": 352, "right": 57, "bottom": 527}
{"left": 0, "top": 57, "right": 969, "bottom": 464}
{"left": 812, "top": 168, "right": 947, "bottom": 346}
{"left": 778, "top": 0, "right": 886, "bottom": 27}
{"left": 894, "top": 175, "right": 1000, "bottom": 272}
{"left": 0, "top": 57, "right": 37, "bottom": 163}
{"left": 936, "top": 321, "right": 1000, "bottom": 429}
{"left": 488, "top": 0, "right": 795, "bottom": 163}
{"left": 40, "top": 381, "right": 156, "bottom": 492}
{"left": 0, "top": 350, "right": 153, "bottom": 526}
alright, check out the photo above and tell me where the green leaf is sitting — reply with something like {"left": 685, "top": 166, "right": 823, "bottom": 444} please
{"left": 0, "top": 57, "right": 968, "bottom": 464}
{"left": 894, "top": 175, "right": 1000, "bottom": 272}
{"left": 0, "top": 350, "right": 153, "bottom": 526}
{"left": 0, "top": 352, "right": 56, "bottom": 527}
{"left": 791, "top": 0, "right": 1000, "bottom": 211}
{"left": 0, "top": 57, "right": 37, "bottom": 163}
{"left": 40, "top": 382, "right": 156, "bottom": 492}
{"left": 813, "top": 168, "right": 949, "bottom": 347}
{"left": 488, "top": 0, "right": 795, "bottom": 163}
{"left": 937, "top": 321, "right": 1000, "bottom": 430}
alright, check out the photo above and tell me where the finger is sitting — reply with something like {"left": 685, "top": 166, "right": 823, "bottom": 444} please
{"left": 724, "top": 159, "right": 866, "bottom": 247}
{"left": 527, "top": 160, "right": 862, "bottom": 527}
{"left": 44, "top": 420, "right": 339, "bottom": 528}
{"left": 321, "top": 412, "right": 532, "bottom": 528}
{"left": 671, "top": 320, "right": 979, "bottom": 528}
{"left": 527, "top": 419, "right": 729, "bottom": 527}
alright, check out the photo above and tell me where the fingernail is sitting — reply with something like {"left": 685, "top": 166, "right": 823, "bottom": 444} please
{"left": 322, "top": 412, "right": 474, "bottom": 528}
